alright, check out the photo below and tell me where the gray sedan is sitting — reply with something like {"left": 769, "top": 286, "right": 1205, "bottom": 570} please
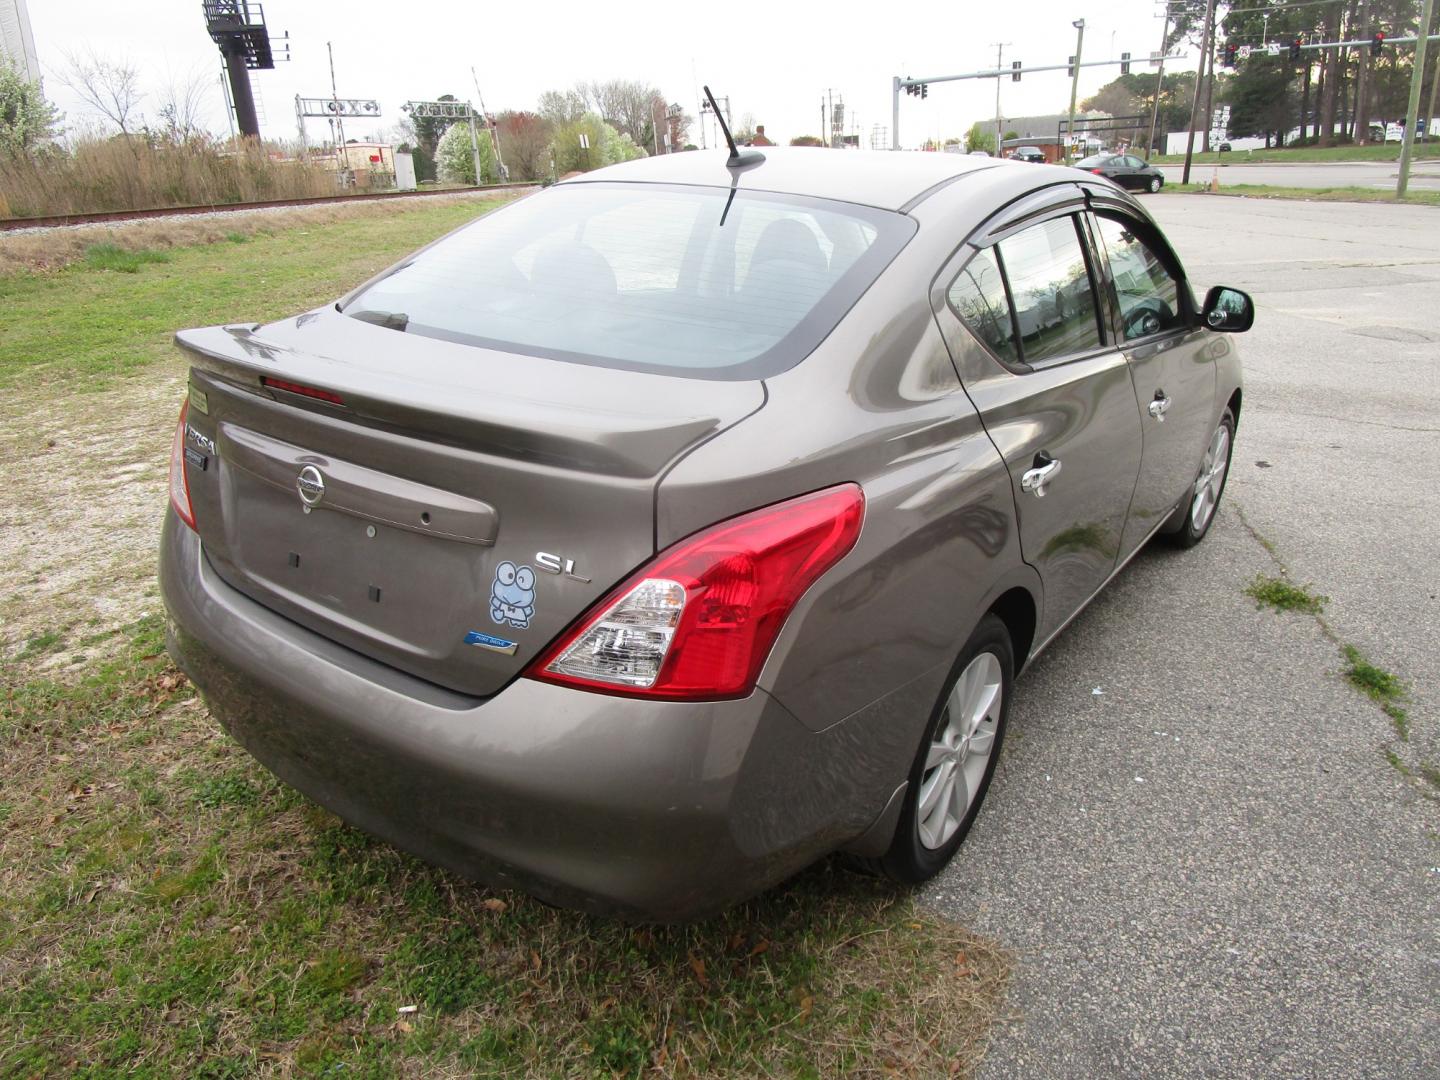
{"left": 160, "top": 150, "right": 1249, "bottom": 920}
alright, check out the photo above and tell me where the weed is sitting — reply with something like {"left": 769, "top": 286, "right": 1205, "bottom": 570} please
{"left": 1245, "top": 574, "right": 1327, "bottom": 615}
{"left": 224, "top": 232, "right": 249, "bottom": 243}
{"left": 1383, "top": 702, "right": 1411, "bottom": 741}
{"left": 83, "top": 243, "right": 172, "bottom": 273}
{"left": 1343, "top": 644, "right": 1406, "bottom": 704}
{"left": 16, "top": 629, "right": 63, "bottom": 660}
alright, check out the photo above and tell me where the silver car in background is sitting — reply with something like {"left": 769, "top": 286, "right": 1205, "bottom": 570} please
{"left": 161, "top": 149, "right": 1249, "bottom": 920}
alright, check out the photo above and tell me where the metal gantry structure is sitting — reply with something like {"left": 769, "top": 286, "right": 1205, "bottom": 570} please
{"left": 402, "top": 100, "right": 489, "bottom": 185}
{"left": 203, "top": 1, "right": 289, "bottom": 138}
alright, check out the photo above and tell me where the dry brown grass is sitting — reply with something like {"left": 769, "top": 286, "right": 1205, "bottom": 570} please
{"left": 0, "top": 190, "right": 515, "bottom": 275}
{"left": 0, "top": 135, "right": 336, "bottom": 220}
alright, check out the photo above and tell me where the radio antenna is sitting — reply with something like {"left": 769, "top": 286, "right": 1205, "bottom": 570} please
{"left": 704, "top": 85, "right": 764, "bottom": 168}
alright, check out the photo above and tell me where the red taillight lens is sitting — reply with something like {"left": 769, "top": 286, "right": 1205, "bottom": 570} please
{"left": 1090, "top": 168, "right": 1106, "bottom": 174}
{"left": 527, "top": 484, "right": 865, "bottom": 701}
{"left": 168, "top": 398, "right": 196, "bottom": 531}
{"left": 261, "top": 376, "right": 344, "bottom": 405}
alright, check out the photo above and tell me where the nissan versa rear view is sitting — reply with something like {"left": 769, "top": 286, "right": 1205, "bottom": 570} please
{"left": 160, "top": 148, "right": 1251, "bottom": 920}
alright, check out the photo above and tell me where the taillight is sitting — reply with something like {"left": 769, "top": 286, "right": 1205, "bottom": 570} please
{"left": 527, "top": 484, "right": 865, "bottom": 701}
{"left": 169, "top": 398, "right": 196, "bottom": 531}
{"left": 1090, "top": 168, "right": 1106, "bottom": 174}
{"left": 261, "top": 376, "right": 344, "bottom": 405}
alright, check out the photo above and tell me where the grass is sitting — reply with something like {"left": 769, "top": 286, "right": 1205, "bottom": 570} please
{"left": 1163, "top": 182, "right": 1440, "bottom": 206}
{"left": 1244, "top": 574, "right": 1328, "bottom": 615}
{"left": 0, "top": 618, "right": 1008, "bottom": 1077}
{"left": 0, "top": 197, "right": 508, "bottom": 392}
{"left": 0, "top": 203, "right": 1011, "bottom": 1076}
{"left": 1342, "top": 644, "right": 1411, "bottom": 742}
{"left": 1151, "top": 143, "right": 1440, "bottom": 165}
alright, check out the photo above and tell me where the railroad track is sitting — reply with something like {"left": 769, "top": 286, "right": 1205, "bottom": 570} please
{"left": 0, "top": 182, "right": 537, "bottom": 232}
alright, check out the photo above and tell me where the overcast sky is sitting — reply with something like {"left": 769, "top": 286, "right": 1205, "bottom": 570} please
{"left": 31, "top": 0, "right": 1196, "bottom": 149}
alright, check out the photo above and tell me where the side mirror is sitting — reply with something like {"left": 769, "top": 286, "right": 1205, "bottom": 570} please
{"left": 1202, "top": 286, "right": 1254, "bottom": 333}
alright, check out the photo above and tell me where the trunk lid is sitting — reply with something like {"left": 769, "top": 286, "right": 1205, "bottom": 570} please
{"left": 175, "top": 307, "right": 764, "bottom": 696}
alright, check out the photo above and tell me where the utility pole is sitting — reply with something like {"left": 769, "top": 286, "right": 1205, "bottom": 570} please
{"left": 892, "top": 76, "right": 901, "bottom": 149}
{"left": 1146, "top": 9, "right": 1170, "bottom": 157}
{"left": 328, "top": 43, "right": 348, "bottom": 179}
{"left": 1398, "top": 0, "right": 1437, "bottom": 195}
{"left": 1182, "top": 0, "right": 1217, "bottom": 185}
{"left": 1065, "top": 19, "right": 1086, "bottom": 163}
{"left": 994, "top": 42, "right": 1011, "bottom": 155}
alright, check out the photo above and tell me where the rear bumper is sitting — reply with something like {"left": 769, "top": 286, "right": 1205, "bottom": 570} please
{"left": 158, "top": 512, "right": 883, "bottom": 921}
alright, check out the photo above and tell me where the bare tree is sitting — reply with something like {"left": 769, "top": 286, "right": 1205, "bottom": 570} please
{"left": 56, "top": 49, "right": 143, "bottom": 136}
{"left": 496, "top": 110, "right": 553, "bottom": 180}
{"left": 156, "top": 65, "right": 211, "bottom": 142}
{"left": 537, "top": 88, "right": 586, "bottom": 126}
{"left": 582, "top": 79, "right": 661, "bottom": 146}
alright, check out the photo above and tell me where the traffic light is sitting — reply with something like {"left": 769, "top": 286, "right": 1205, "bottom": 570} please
{"left": 921, "top": 83, "right": 928, "bottom": 99}
{"left": 1120, "top": 51, "right": 1131, "bottom": 75}
{"left": 1290, "top": 38, "right": 1303, "bottom": 61}
{"left": 1224, "top": 43, "right": 1238, "bottom": 68}
{"left": 1067, "top": 56, "right": 1076, "bottom": 77}
{"left": 1371, "top": 32, "right": 1384, "bottom": 57}
{"left": 1012, "top": 60, "right": 1022, "bottom": 82}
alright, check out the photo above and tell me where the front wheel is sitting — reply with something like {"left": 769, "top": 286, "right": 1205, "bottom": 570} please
{"left": 1166, "top": 408, "right": 1234, "bottom": 548}
{"left": 876, "top": 614, "right": 1013, "bottom": 883}
{"left": 1148, "top": 175, "right": 1163, "bottom": 193}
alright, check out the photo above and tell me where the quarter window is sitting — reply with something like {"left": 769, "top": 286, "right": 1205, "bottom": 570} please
{"left": 946, "top": 248, "right": 1019, "bottom": 365}
{"left": 1094, "top": 215, "right": 1184, "bottom": 340}
{"left": 994, "top": 216, "right": 1103, "bottom": 363}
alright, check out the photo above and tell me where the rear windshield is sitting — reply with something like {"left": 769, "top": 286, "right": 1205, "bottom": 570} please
{"left": 343, "top": 181, "right": 914, "bottom": 380}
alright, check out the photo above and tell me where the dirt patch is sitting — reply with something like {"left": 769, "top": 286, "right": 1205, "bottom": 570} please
{"left": 0, "top": 370, "right": 181, "bottom": 672}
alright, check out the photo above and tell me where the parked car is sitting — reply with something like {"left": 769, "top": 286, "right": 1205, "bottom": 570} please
{"left": 1076, "top": 152, "right": 1166, "bottom": 192}
{"left": 1010, "top": 146, "right": 1047, "bottom": 163}
{"left": 160, "top": 148, "right": 1250, "bottom": 921}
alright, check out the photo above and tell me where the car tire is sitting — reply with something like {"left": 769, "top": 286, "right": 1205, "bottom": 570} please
{"left": 1148, "top": 175, "right": 1162, "bottom": 193}
{"left": 1164, "top": 408, "right": 1235, "bottom": 548}
{"left": 874, "top": 613, "right": 1013, "bottom": 884}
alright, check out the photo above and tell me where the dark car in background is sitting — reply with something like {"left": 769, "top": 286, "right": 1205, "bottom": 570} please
{"left": 1010, "top": 146, "right": 1046, "bottom": 164}
{"left": 160, "top": 148, "right": 1249, "bottom": 920}
{"left": 1077, "top": 152, "right": 1165, "bottom": 193}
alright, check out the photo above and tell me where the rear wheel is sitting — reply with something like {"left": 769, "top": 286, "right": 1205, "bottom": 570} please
{"left": 877, "top": 614, "right": 1013, "bottom": 883}
{"left": 1148, "top": 175, "right": 1163, "bottom": 193}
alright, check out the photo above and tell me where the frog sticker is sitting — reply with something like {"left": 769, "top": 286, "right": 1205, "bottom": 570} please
{"left": 490, "top": 561, "right": 536, "bottom": 629}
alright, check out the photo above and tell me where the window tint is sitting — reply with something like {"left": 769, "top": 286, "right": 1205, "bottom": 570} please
{"left": 948, "top": 248, "right": 1019, "bottom": 365}
{"left": 1095, "top": 215, "right": 1184, "bottom": 340}
{"left": 995, "top": 216, "right": 1103, "bottom": 363}
{"left": 344, "top": 183, "right": 911, "bottom": 379}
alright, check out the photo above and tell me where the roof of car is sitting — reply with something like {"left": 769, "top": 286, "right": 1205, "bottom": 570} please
{"left": 561, "top": 147, "right": 1023, "bottom": 213}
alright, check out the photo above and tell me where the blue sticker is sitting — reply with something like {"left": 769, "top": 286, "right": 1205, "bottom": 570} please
{"left": 490, "top": 561, "right": 536, "bottom": 629}
{"left": 464, "top": 630, "right": 518, "bottom": 655}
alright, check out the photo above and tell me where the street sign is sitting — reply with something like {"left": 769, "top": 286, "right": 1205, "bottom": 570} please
{"left": 1237, "top": 45, "right": 1253, "bottom": 60}
{"left": 578, "top": 132, "right": 590, "bottom": 150}
{"left": 1267, "top": 43, "right": 1281, "bottom": 56}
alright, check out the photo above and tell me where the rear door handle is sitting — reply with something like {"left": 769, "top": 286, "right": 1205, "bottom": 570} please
{"left": 1021, "top": 454, "right": 1062, "bottom": 498}
{"left": 1148, "top": 393, "right": 1172, "bottom": 421}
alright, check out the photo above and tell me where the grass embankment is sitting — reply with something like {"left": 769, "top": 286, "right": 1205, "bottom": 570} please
{"left": 0, "top": 199, "right": 1010, "bottom": 1076}
{"left": 1162, "top": 183, "right": 1440, "bottom": 206}
{"left": 1151, "top": 143, "right": 1440, "bottom": 165}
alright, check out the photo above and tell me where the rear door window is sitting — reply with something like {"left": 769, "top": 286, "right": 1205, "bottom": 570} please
{"left": 994, "top": 216, "right": 1104, "bottom": 364}
{"left": 946, "top": 248, "right": 1019, "bottom": 365}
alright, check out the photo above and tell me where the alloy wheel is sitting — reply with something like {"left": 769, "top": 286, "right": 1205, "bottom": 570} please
{"left": 1190, "top": 422, "right": 1230, "bottom": 532}
{"left": 917, "top": 652, "right": 1003, "bottom": 850}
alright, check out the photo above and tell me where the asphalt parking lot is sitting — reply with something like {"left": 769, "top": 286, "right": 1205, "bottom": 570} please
{"left": 925, "top": 194, "right": 1440, "bottom": 1077}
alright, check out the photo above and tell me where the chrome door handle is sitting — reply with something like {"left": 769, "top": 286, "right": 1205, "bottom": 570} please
{"left": 1148, "top": 394, "right": 1172, "bottom": 421}
{"left": 1021, "top": 456, "right": 1062, "bottom": 498}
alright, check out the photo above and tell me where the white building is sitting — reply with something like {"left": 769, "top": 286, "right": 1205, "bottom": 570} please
{"left": 0, "top": 0, "right": 39, "bottom": 83}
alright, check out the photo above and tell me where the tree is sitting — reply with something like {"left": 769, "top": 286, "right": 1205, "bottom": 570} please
{"left": 965, "top": 122, "right": 995, "bottom": 154}
{"left": 550, "top": 113, "right": 644, "bottom": 174}
{"left": 155, "top": 66, "right": 211, "bottom": 144}
{"left": 496, "top": 110, "right": 553, "bottom": 180}
{"left": 1082, "top": 71, "right": 1196, "bottom": 152}
{"left": 57, "top": 50, "right": 143, "bottom": 136}
{"left": 0, "top": 57, "right": 62, "bottom": 155}
{"left": 537, "top": 88, "right": 586, "bottom": 126}
{"left": 436, "top": 120, "right": 499, "bottom": 184}
{"left": 1223, "top": 56, "right": 1299, "bottom": 144}
{"left": 409, "top": 93, "right": 461, "bottom": 158}
{"left": 581, "top": 79, "right": 663, "bottom": 146}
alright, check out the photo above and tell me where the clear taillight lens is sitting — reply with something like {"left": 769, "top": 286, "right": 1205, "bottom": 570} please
{"left": 169, "top": 398, "right": 196, "bottom": 531}
{"left": 527, "top": 484, "right": 865, "bottom": 701}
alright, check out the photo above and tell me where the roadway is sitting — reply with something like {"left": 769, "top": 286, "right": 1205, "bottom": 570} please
{"left": 923, "top": 194, "right": 1440, "bottom": 1077}
{"left": 1158, "top": 158, "right": 1440, "bottom": 191}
